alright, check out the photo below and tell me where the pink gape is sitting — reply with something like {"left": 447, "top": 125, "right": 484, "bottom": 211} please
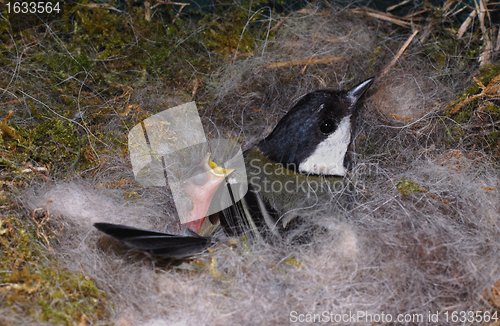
{"left": 183, "top": 153, "right": 234, "bottom": 234}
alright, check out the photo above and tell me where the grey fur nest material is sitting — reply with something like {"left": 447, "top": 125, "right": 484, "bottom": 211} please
{"left": 22, "top": 4, "right": 500, "bottom": 326}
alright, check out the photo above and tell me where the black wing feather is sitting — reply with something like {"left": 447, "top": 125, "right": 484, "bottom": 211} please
{"left": 94, "top": 223, "right": 210, "bottom": 258}
{"left": 219, "top": 183, "right": 280, "bottom": 239}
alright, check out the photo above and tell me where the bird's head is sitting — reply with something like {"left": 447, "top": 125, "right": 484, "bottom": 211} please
{"left": 257, "top": 78, "right": 374, "bottom": 176}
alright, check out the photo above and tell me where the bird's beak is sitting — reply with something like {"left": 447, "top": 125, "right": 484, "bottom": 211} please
{"left": 346, "top": 77, "right": 375, "bottom": 108}
{"left": 205, "top": 154, "right": 235, "bottom": 178}
{"left": 183, "top": 153, "right": 235, "bottom": 234}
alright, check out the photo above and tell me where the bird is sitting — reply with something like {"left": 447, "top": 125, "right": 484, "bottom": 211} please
{"left": 94, "top": 77, "right": 374, "bottom": 258}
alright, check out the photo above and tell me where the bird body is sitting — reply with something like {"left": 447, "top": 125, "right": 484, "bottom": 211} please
{"left": 220, "top": 146, "right": 345, "bottom": 239}
{"left": 95, "top": 77, "right": 374, "bottom": 257}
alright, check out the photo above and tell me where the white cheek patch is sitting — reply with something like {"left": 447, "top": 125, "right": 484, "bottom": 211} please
{"left": 298, "top": 116, "right": 352, "bottom": 176}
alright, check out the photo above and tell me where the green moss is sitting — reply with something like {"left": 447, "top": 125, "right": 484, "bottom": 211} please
{"left": 443, "top": 64, "right": 500, "bottom": 162}
{"left": 447, "top": 65, "right": 500, "bottom": 115}
{"left": 453, "top": 103, "right": 475, "bottom": 124}
{"left": 396, "top": 178, "right": 424, "bottom": 195}
{"left": 74, "top": 51, "right": 92, "bottom": 71}
{"left": 0, "top": 216, "right": 111, "bottom": 325}
{"left": 477, "top": 64, "right": 500, "bottom": 85}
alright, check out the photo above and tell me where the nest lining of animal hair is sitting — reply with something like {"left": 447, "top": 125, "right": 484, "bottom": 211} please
{"left": 1, "top": 1, "right": 500, "bottom": 325}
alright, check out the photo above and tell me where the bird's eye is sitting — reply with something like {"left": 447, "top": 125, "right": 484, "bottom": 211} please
{"left": 320, "top": 119, "right": 337, "bottom": 134}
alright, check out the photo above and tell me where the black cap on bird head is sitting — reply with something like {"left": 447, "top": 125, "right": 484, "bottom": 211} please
{"left": 257, "top": 77, "right": 374, "bottom": 176}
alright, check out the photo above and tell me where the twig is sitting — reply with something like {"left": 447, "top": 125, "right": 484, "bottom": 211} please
{"left": 151, "top": 1, "right": 189, "bottom": 9}
{"left": 151, "top": 1, "right": 190, "bottom": 23}
{"left": 477, "top": 0, "right": 493, "bottom": 65}
{"left": 118, "top": 104, "right": 141, "bottom": 117}
{"left": 0, "top": 98, "right": 25, "bottom": 106}
{"left": 352, "top": 7, "right": 422, "bottom": 29}
{"left": 458, "top": 0, "right": 478, "bottom": 10}
{"left": 464, "top": 120, "right": 500, "bottom": 129}
{"left": 0, "top": 91, "right": 43, "bottom": 106}
{"left": 379, "top": 29, "right": 419, "bottom": 78}
{"left": 31, "top": 198, "right": 65, "bottom": 252}
{"left": 207, "top": 248, "right": 224, "bottom": 278}
{"left": 2, "top": 111, "right": 13, "bottom": 124}
{"left": 264, "top": 57, "right": 343, "bottom": 70}
{"left": 84, "top": 2, "right": 124, "bottom": 14}
{"left": 442, "top": 0, "right": 457, "bottom": 12}
{"left": 317, "top": 28, "right": 353, "bottom": 44}
{"left": 191, "top": 78, "right": 199, "bottom": 100}
{"left": 449, "top": 74, "right": 500, "bottom": 114}
{"left": 404, "top": 9, "right": 428, "bottom": 19}
{"left": 145, "top": 1, "right": 151, "bottom": 21}
{"left": 387, "top": 0, "right": 412, "bottom": 12}
{"left": 481, "top": 182, "right": 499, "bottom": 191}
{"left": 457, "top": 9, "right": 477, "bottom": 39}
{"left": 98, "top": 180, "right": 130, "bottom": 188}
